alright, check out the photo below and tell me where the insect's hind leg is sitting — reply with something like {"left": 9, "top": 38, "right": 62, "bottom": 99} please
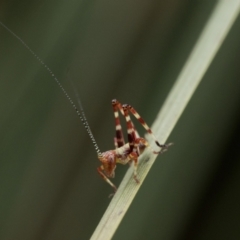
{"left": 112, "top": 100, "right": 141, "bottom": 153}
{"left": 126, "top": 105, "right": 172, "bottom": 152}
{"left": 112, "top": 99, "right": 125, "bottom": 148}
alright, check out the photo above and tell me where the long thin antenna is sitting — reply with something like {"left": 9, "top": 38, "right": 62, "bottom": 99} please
{"left": 0, "top": 21, "right": 102, "bottom": 156}
{"left": 69, "top": 79, "right": 91, "bottom": 131}
{"left": 69, "top": 78, "right": 102, "bottom": 156}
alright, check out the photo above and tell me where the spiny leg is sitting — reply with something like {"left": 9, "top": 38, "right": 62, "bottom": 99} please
{"left": 112, "top": 99, "right": 125, "bottom": 148}
{"left": 97, "top": 165, "right": 117, "bottom": 193}
{"left": 121, "top": 104, "right": 137, "bottom": 152}
{"left": 112, "top": 99, "right": 138, "bottom": 152}
{"left": 126, "top": 105, "right": 172, "bottom": 152}
{"left": 132, "top": 122, "right": 140, "bottom": 138}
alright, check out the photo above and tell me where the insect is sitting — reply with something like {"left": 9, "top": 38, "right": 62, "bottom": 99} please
{"left": 0, "top": 21, "right": 171, "bottom": 194}
{"left": 97, "top": 99, "right": 172, "bottom": 193}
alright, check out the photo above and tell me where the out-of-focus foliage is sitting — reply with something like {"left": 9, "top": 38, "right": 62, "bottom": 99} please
{"left": 0, "top": 1, "right": 240, "bottom": 239}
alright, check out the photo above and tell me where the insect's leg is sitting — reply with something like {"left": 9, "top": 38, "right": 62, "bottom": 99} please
{"left": 97, "top": 165, "right": 117, "bottom": 192}
{"left": 132, "top": 122, "right": 140, "bottom": 138}
{"left": 126, "top": 105, "right": 171, "bottom": 150}
{"left": 114, "top": 137, "right": 118, "bottom": 149}
{"left": 112, "top": 100, "right": 138, "bottom": 150}
{"left": 128, "top": 151, "right": 140, "bottom": 183}
{"left": 120, "top": 104, "right": 136, "bottom": 152}
{"left": 112, "top": 99, "right": 125, "bottom": 148}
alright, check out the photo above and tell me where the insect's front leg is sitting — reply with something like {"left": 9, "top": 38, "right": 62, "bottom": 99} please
{"left": 97, "top": 165, "right": 117, "bottom": 193}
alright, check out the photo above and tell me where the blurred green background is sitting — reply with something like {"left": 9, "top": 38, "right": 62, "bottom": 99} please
{"left": 1, "top": 0, "right": 240, "bottom": 239}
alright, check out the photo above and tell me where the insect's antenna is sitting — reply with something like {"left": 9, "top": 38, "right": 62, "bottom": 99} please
{"left": 69, "top": 79, "right": 103, "bottom": 156}
{"left": 0, "top": 21, "right": 102, "bottom": 156}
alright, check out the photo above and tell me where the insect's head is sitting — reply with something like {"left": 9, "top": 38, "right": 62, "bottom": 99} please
{"left": 98, "top": 151, "right": 116, "bottom": 178}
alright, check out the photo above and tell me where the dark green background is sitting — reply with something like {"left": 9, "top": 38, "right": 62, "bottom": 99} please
{"left": 1, "top": 1, "right": 240, "bottom": 239}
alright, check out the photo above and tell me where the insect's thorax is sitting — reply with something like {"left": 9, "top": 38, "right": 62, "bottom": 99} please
{"left": 98, "top": 136, "right": 150, "bottom": 179}
{"left": 115, "top": 143, "right": 131, "bottom": 164}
